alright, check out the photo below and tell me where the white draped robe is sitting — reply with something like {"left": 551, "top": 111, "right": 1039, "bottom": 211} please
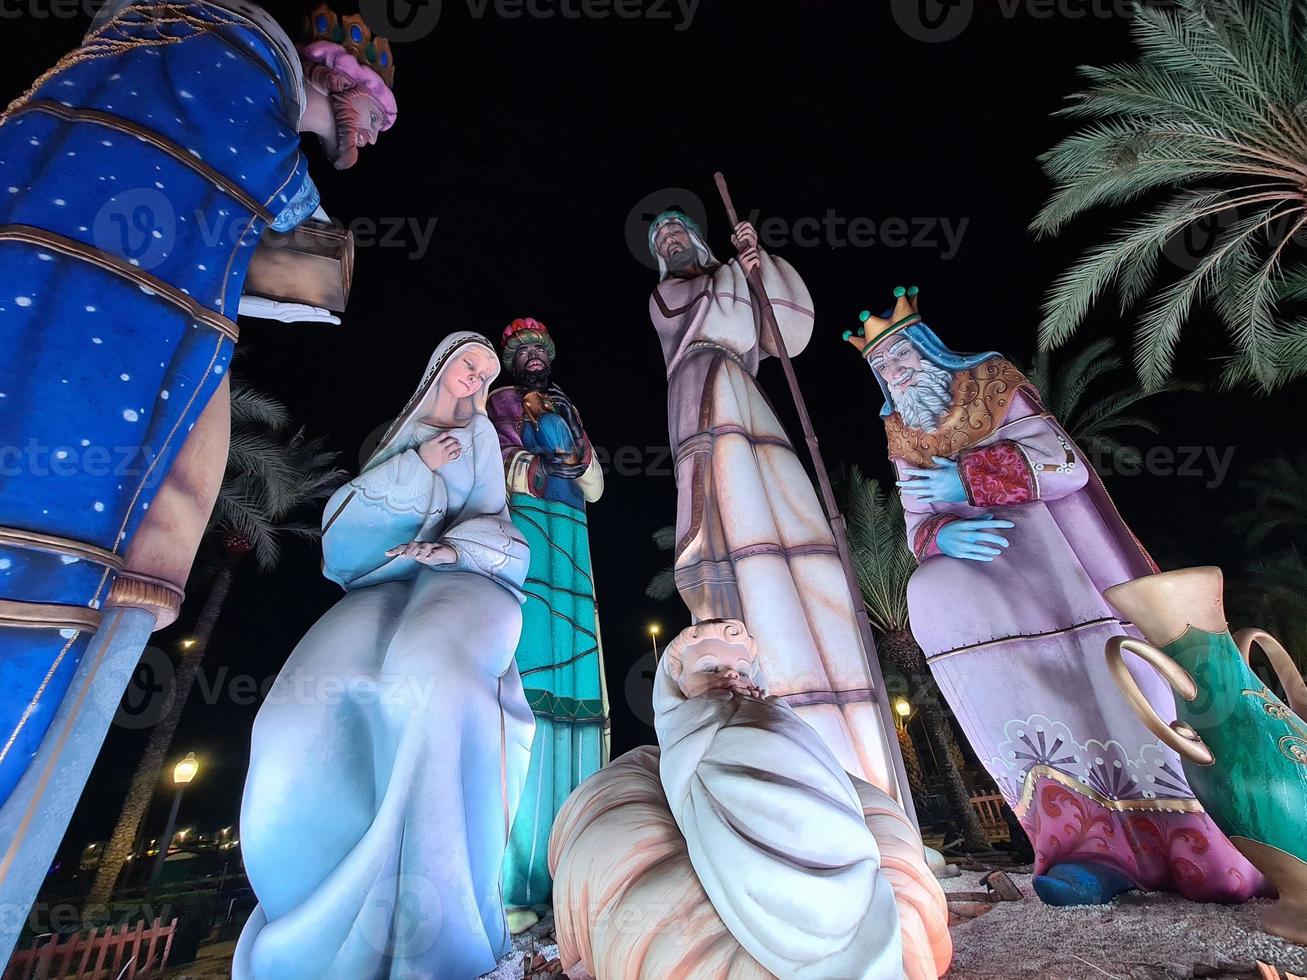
{"left": 234, "top": 407, "right": 534, "bottom": 980}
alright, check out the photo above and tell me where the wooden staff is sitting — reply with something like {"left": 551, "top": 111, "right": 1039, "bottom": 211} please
{"left": 713, "top": 172, "right": 918, "bottom": 828}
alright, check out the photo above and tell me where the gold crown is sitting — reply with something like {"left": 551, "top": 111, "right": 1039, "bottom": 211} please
{"left": 844, "top": 286, "right": 922, "bottom": 357}
{"left": 305, "top": 4, "right": 396, "bottom": 88}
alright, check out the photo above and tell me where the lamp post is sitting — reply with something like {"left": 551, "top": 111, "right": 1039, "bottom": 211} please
{"left": 893, "top": 697, "right": 913, "bottom": 732}
{"left": 147, "top": 752, "right": 198, "bottom": 894}
{"left": 649, "top": 624, "right": 661, "bottom": 662}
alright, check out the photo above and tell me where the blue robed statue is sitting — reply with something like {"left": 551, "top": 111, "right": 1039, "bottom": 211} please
{"left": 235, "top": 333, "right": 535, "bottom": 980}
{"left": 0, "top": 0, "right": 396, "bottom": 807}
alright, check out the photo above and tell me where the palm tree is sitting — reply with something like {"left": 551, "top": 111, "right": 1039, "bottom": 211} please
{"left": 1225, "top": 451, "right": 1307, "bottom": 549}
{"left": 1033, "top": 0, "right": 1307, "bottom": 390}
{"left": 1228, "top": 549, "right": 1307, "bottom": 667}
{"left": 86, "top": 380, "right": 346, "bottom": 906}
{"left": 645, "top": 526, "right": 678, "bottom": 601}
{"left": 845, "top": 468, "right": 991, "bottom": 850}
{"left": 1026, "top": 337, "right": 1199, "bottom": 468}
{"left": 1224, "top": 453, "right": 1307, "bottom": 686}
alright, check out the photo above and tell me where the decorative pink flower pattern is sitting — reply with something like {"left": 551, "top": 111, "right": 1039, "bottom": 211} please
{"left": 959, "top": 441, "right": 1036, "bottom": 507}
{"left": 1027, "top": 777, "right": 1266, "bottom": 902}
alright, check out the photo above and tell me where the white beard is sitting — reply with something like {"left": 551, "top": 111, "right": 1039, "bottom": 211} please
{"left": 890, "top": 363, "right": 957, "bottom": 431}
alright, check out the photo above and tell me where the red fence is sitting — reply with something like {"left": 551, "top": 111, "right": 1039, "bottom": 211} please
{"left": 2, "top": 917, "right": 177, "bottom": 980}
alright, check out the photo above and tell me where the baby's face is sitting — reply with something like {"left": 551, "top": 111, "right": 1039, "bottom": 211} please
{"left": 677, "top": 638, "right": 763, "bottom": 699}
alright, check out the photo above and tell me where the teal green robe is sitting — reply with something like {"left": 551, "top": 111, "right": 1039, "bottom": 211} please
{"left": 488, "top": 385, "right": 609, "bottom": 910}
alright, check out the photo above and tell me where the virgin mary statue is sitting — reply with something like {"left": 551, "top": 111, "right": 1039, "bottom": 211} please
{"left": 233, "top": 332, "right": 534, "bottom": 980}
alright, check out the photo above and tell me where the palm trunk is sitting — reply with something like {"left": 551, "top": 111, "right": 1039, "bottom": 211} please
{"left": 85, "top": 550, "right": 243, "bottom": 908}
{"left": 896, "top": 724, "right": 927, "bottom": 800}
{"left": 879, "top": 628, "right": 990, "bottom": 851}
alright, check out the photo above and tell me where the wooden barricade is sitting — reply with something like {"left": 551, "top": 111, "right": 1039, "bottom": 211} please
{"left": 968, "top": 790, "right": 1012, "bottom": 843}
{"left": 2, "top": 917, "right": 177, "bottom": 980}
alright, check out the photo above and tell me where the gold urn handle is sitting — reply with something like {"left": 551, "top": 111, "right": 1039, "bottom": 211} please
{"left": 1234, "top": 629, "right": 1307, "bottom": 720}
{"left": 1105, "top": 636, "right": 1216, "bottom": 767}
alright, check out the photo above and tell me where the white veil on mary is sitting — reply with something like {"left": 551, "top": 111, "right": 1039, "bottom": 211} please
{"left": 366, "top": 331, "right": 500, "bottom": 470}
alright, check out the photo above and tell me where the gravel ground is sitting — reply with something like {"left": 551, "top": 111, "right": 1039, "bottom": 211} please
{"left": 942, "top": 871, "right": 1307, "bottom": 980}
{"left": 479, "top": 874, "right": 1307, "bottom": 979}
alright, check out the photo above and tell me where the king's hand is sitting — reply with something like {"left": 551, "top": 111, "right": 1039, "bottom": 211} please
{"left": 898, "top": 456, "right": 968, "bottom": 504}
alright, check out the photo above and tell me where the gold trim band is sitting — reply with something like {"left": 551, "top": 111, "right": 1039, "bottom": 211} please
{"left": 0, "top": 526, "right": 122, "bottom": 569}
{"left": 1012, "top": 763, "right": 1204, "bottom": 818}
{"left": 0, "top": 599, "right": 101, "bottom": 633}
{"left": 0, "top": 225, "right": 239, "bottom": 343}
{"left": 13, "top": 100, "right": 274, "bottom": 223}
{"left": 106, "top": 572, "right": 184, "bottom": 628}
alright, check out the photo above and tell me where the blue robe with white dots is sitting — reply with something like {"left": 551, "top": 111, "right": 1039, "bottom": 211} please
{"left": 0, "top": 0, "right": 314, "bottom": 805}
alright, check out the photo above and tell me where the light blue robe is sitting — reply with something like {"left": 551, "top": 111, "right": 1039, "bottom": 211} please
{"left": 234, "top": 407, "right": 534, "bottom": 980}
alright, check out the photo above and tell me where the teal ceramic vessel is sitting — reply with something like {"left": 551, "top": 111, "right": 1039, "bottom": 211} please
{"left": 1105, "top": 567, "right": 1307, "bottom": 945}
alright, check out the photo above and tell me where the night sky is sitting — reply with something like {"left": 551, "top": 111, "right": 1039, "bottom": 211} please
{"left": 6, "top": 0, "right": 1298, "bottom": 868}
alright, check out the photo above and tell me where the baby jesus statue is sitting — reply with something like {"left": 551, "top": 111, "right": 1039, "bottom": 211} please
{"left": 549, "top": 618, "right": 952, "bottom": 978}
{"left": 652, "top": 620, "right": 950, "bottom": 980}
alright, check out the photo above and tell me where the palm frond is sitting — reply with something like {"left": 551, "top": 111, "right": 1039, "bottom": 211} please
{"left": 1034, "top": 0, "right": 1307, "bottom": 389}
{"left": 652, "top": 525, "right": 677, "bottom": 551}
{"left": 645, "top": 566, "right": 678, "bottom": 602}
{"left": 211, "top": 374, "right": 346, "bottom": 572}
{"left": 229, "top": 380, "right": 293, "bottom": 430}
{"left": 1226, "top": 450, "right": 1307, "bottom": 549}
{"left": 1027, "top": 337, "right": 1195, "bottom": 458}
{"left": 845, "top": 466, "right": 915, "bottom": 632}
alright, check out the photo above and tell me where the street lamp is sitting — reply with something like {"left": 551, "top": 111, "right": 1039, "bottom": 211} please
{"left": 894, "top": 697, "right": 913, "bottom": 731}
{"left": 148, "top": 753, "right": 199, "bottom": 894}
{"left": 649, "top": 624, "right": 661, "bottom": 662}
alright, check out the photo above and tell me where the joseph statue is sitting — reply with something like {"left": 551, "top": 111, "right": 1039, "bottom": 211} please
{"left": 646, "top": 210, "right": 899, "bottom": 795}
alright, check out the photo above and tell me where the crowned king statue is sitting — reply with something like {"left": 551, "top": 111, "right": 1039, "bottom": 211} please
{"left": 849, "top": 287, "right": 1267, "bottom": 906}
{"left": 487, "top": 317, "right": 608, "bottom": 926}
{"left": 0, "top": 2, "right": 396, "bottom": 952}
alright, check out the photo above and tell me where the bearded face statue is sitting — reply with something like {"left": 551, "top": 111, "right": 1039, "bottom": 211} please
{"left": 653, "top": 220, "right": 703, "bottom": 275}
{"left": 511, "top": 341, "right": 553, "bottom": 390}
{"left": 868, "top": 335, "right": 956, "bottom": 432}
{"left": 303, "top": 62, "right": 389, "bottom": 170}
